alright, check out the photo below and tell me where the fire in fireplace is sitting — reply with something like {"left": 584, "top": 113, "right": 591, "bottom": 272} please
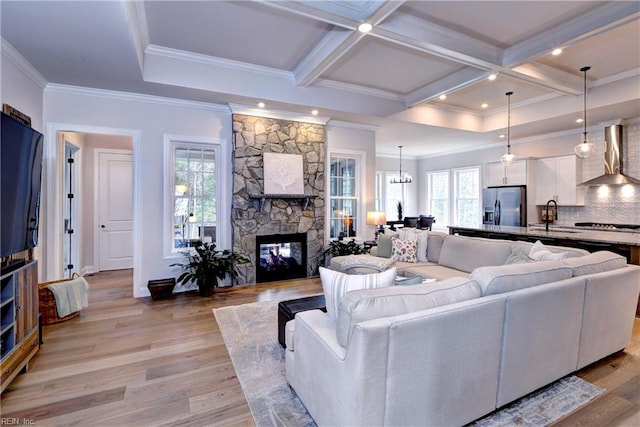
{"left": 255, "top": 233, "right": 307, "bottom": 283}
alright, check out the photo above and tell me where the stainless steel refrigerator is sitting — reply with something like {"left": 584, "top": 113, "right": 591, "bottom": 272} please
{"left": 482, "top": 185, "right": 526, "bottom": 226}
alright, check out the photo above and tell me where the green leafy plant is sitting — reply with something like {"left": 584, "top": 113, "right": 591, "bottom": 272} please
{"left": 322, "top": 239, "right": 367, "bottom": 258}
{"left": 170, "top": 242, "right": 249, "bottom": 297}
{"left": 397, "top": 201, "right": 403, "bottom": 220}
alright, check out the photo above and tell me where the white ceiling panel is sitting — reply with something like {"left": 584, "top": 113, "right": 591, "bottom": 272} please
{"left": 1, "top": 0, "right": 638, "bottom": 157}
{"left": 145, "top": 1, "right": 331, "bottom": 71}
{"left": 324, "top": 36, "right": 464, "bottom": 94}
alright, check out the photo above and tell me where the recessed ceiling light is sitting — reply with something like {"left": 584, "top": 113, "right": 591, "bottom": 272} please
{"left": 439, "top": 94, "right": 447, "bottom": 100}
{"left": 311, "top": 109, "right": 319, "bottom": 116}
{"left": 358, "top": 23, "right": 373, "bottom": 33}
{"left": 257, "top": 102, "right": 265, "bottom": 108}
{"left": 481, "top": 103, "right": 489, "bottom": 109}
{"left": 552, "top": 48, "right": 563, "bottom": 56}
{"left": 499, "top": 134, "right": 505, "bottom": 139}
{"left": 488, "top": 74, "right": 497, "bottom": 81}
{"left": 576, "top": 118, "right": 584, "bottom": 123}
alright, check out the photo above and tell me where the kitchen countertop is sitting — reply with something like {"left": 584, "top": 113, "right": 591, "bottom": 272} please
{"left": 447, "top": 224, "right": 640, "bottom": 247}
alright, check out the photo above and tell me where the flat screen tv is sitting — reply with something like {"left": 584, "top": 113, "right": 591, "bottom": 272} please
{"left": 1, "top": 112, "right": 44, "bottom": 259}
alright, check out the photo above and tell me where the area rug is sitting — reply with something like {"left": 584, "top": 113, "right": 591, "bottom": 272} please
{"left": 213, "top": 300, "right": 604, "bottom": 427}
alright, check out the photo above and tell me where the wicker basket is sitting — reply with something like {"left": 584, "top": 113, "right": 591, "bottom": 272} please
{"left": 38, "top": 275, "right": 82, "bottom": 325}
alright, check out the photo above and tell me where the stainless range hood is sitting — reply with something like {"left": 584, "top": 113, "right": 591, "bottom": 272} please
{"left": 579, "top": 124, "right": 640, "bottom": 186}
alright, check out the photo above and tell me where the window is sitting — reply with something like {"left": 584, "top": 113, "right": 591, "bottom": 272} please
{"left": 374, "top": 171, "right": 407, "bottom": 221}
{"left": 426, "top": 166, "right": 480, "bottom": 227}
{"left": 329, "top": 155, "right": 359, "bottom": 239}
{"left": 427, "top": 170, "right": 450, "bottom": 226}
{"left": 454, "top": 167, "right": 480, "bottom": 226}
{"left": 167, "top": 140, "right": 219, "bottom": 253}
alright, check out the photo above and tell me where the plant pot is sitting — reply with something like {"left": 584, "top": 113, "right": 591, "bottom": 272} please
{"left": 197, "top": 276, "right": 218, "bottom": 297}
{"left": 147, "top": 278, "right": 176, "bottom": 300}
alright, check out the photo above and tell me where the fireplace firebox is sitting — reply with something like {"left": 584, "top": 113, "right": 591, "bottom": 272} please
{"left": 255, "top": 233, "right": 307, "bottom": 283}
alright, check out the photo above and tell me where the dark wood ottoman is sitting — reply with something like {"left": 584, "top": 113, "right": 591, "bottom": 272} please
{"left": 278, "top": 294, "right": 326, "bottom": 348}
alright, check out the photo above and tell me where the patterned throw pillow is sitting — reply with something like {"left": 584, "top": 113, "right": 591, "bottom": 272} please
{"left": 391, "top": 237, "right": 418, "bottom": 263}
{"left": 319, "top": 266, "right": 397, "bottom": 320}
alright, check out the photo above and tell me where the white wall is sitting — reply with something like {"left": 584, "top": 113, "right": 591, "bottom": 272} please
{"left": 326, "top": 122, "right": 377, "bottom": 240}
{"left": 44, "top": 87, "right": 232, "bottom": 297}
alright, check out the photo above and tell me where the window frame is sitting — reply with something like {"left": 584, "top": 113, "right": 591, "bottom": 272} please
{"left": 326, "top": 150, "right": 366, "bottom": 241}
{"left": 425, "top": 166, "right": 481, "bottom": 229}
{"left": 164, "top": 135, "right": 223, "bottom": 258}
{"left": 452, "top": 166, "right": 481, "bottom": 227}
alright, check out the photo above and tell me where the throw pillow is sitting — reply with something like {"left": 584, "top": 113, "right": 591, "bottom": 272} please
{"left": 391, "top": 237, "right": 418, "bottom": 263}
{"left": 529, "top": 240, "right": 568, "bottom": 261}
{"left": 504, "top": 252, "right": 534, "bottom": 264}
{"left": 396, "top": 229, "right": 429, "bottom": 262}
{"left": 319, "top": 266, "right": 396, "bottom": 320}
{"left": 375, "top": 233, "right": 393, "bottom": 258}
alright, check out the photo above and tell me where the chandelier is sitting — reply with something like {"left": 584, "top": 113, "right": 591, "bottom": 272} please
{"left": 574, "top": 66, "right": 595, "bottom": 158}
{"left": 500, "top": 91, "right": 517, "bottom": 166}
{"left": 390, "top": 145, "right": 412, "bottom": 184}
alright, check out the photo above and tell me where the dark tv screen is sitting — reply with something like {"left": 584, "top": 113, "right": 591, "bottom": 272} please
{"left": 1, "top": 112, "right": 44, "bottom": 258}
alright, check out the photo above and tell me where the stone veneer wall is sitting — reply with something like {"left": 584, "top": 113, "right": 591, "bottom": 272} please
{"left": 231, "top": 114, "right": 325, "bottom": 285}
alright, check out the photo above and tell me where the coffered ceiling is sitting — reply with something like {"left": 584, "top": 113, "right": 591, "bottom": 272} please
{"left": 2, "top": 1, "right": 639, "bottom": 157}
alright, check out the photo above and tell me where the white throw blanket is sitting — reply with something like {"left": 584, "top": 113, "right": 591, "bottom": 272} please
{"left": 46, "top": 277, "right": 89, "bottom": 317}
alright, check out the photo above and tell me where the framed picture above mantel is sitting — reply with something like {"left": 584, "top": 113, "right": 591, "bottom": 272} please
{"left": 263, "top": 152, "right": 304, "bottom": 195}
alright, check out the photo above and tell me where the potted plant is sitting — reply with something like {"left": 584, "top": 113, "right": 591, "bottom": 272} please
{"left": 397, "top": 201, "right": 403, "bottom": 220}
{"left": 322, "top": 239, "right": 367, "bottom": 266}
{"left": 171, "top": 242, "right": 250, "bottom": 297}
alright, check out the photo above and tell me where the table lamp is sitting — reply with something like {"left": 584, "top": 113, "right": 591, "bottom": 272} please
{"left": 366, "top": 211, "right": 387, "bottom": 240}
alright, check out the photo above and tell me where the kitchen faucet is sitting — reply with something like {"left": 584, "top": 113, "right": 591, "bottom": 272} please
{"left": 545, "top": 199, "right": 558, "bottom": 232}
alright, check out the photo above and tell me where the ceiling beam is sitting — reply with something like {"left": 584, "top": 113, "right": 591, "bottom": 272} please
{"left": 403, "top": 68, "right": 487, "bottom": 107}
{"left": 289, "top": 0, "right": 406, "bottom": 87}
{"left": 502, "top": 2, "right": 640, "bottom": 67}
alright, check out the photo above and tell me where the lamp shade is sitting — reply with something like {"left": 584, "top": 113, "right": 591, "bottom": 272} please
{"left": 366, "top": 211, "right": 387, "bottom": 225}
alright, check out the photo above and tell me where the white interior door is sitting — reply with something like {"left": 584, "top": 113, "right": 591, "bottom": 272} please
{"left": 97, "top": 151, "right": 133, "bottom": 271}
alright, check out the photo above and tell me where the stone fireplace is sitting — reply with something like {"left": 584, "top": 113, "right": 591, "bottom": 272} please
{"left": 231, "top": 114, "right": 325, "bottom": 285}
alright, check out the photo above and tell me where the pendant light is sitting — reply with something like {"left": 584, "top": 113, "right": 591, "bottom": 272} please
{"left": 574, "top": 66, "right": 595, "bottom": 158}
{"left": 390, "top": 145, "right": 412, "bottom": 184}
{"left": 500, "top": 91, "right": 517, "bottom": 166}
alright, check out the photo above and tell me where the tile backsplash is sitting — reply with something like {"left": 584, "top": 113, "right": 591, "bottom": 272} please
{"left": 556, "top": 121, "right": 640, "bottom": 226}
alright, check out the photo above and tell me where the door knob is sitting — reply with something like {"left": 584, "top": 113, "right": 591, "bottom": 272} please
{"left": 100, "top": 225, "right": 106, "bottom": 228}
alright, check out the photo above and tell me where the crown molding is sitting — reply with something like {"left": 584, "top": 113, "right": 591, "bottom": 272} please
{"left": 228, "top": 103, "right": 330, "bottom": 125}
{"left": 316, "top": 78, "right": 402, "bottom": 102}
{"left": 1, "top": 38, "right": 47, "bottom": 89}
{"left": 123, "top": 0, "right": 149, "bottom": 74}
{"left": 327, "top": 120, "right": 378, "bottom": 131}
{"left": 45, "top": 83, "right": 230, "bottom": 112}
{"left": 145, "top": 44, "right": 293, "bottom": 81}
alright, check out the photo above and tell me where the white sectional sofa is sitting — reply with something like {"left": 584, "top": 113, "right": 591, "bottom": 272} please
{"left": 286, "top": 232, "right": 640, "bottom": 426}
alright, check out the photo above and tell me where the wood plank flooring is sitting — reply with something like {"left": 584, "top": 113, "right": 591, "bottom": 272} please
{"left": 1, "top": 269, "right": 638, "bottom": 426}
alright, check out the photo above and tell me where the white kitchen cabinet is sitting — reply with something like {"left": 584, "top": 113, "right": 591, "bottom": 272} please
{"left": 485, "top": 159, "right": 528, "bottom": 187}
{"left": 535, "top": 155, "right": 585, "bottom": 206}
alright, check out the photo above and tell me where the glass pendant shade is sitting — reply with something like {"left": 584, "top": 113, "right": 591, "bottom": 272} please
{"left": 500, "top": 91, "right": 517, "bottom": 166}
{"left": 574, "top": 66, "right": 594, "bottom": 158}
{"left": 390, "top": 145, "right": 412, "bottom": 183}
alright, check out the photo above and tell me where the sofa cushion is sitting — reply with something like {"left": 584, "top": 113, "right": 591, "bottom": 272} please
{"left": 375, "top": 233, "right": 393, "bottom": 258}
{"left": 319, "top": 266, "right": 396, "bottom": 320}
{"left": 438, "top": 235, "right": 513, "bottom": 273}
{"left": 396, "top": 264, "right": 469, "bottom": 281}
{"left": 561, "top": 250, "right": 627, "bottom": 276}
{"left": 529, "top": 240, "right": 568, "bottom": 260}
{"left": 426, "top": 231, "right": 448, "bottom": 263}
{"left": 470, "top": 261, "right": 572, "bottom": 296}
{"left": 336, "top": 277, "right": 481, "bottom": 347}
{"left": 395, "top": 229, "right": 429, "bottom": 262}
{"left": 391, "top": 238, "right": 418, "bottom": 263}
{"left": 511, "top": 241, "right": 588, "bottom": 258}
{"left": 504, "top": 252, "right": 534, "bottom": 264}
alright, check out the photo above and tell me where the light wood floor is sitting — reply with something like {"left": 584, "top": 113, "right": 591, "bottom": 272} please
{"left": 1, "top": 269, "right": 638, "bottom": 426}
